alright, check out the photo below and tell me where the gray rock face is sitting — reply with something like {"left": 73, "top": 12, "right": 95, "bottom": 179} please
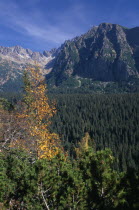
{"left": 43, "top": 48, "right": 57, "bottom": 57}
{"left": 0, "top": 46, "right": 55, "bottom": 91}
{"left": 1, "top": 23, "right": 139, "bottom": 93}
{"left": 0, "top": 45, "right": 54, "bottom": 66}
{"left": 49, "top": 23, "right": 139, "bottom": 85}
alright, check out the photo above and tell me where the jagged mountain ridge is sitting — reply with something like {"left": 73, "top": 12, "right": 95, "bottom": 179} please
{"left": 1, "top": 23, "right": 139, "bottom": 94}
{"left": 0, "top": 45, "right": 57, "bottom": 67}
{"left": 0, "top": 45, "right": 57, "bottom": 91}
{"left": 47, "top": 23, "right": 139, "bottom": 89}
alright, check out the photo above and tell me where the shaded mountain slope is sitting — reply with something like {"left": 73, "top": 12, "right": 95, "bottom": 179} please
{"left": 47, "top": 23, "right": 139, "bottom": 91}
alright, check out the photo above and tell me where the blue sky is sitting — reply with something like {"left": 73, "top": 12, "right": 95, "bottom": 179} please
{"left": 0, "top": 0, "right": 139, "bottom": 52}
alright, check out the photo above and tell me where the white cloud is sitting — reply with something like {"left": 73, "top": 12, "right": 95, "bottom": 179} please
{"left": 0, "top": 0, "right": 89, "bottom": 46}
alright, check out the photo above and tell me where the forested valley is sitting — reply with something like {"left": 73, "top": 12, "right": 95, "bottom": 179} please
{"left": 0, "top": 67, "right": 139, "bottom": 209}
{"left": 50, "top": 93, "right": 139, "bottom": 171}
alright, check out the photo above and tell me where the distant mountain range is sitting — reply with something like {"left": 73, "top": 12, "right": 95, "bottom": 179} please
{"left": 0, "top": 45, "right": 56, "bottom": 92}
{"left": 1, "top": 23, "right": 139, "bottom": 94}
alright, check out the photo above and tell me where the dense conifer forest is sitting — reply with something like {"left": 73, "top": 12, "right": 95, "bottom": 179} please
{"left": 49, "top": 93, "right": 139, "bottom": 171}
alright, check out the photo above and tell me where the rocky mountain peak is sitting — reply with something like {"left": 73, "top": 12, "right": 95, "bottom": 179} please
{"left": 47, "top": 23, "right": 139, "bottom": 86}
{"left": 0, "top": 45, "right": 56, "bottom": 67}
{"left": 1, "top": 23, "right": 139, "bottom": 93}
{"left": 0, "top": 45, "right": 57, "bottom": 90}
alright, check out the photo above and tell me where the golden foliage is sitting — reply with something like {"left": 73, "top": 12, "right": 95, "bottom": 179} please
{"left": 75, "top": 132, "right": 95, "bottom": 157}
{"left": 12, "top": 65, "right": 61, "bottom": 159}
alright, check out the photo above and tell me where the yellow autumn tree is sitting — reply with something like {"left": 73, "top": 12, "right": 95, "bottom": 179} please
{"left": 11, "top": 64, "right": 61, "bottom": 159}
{"left": 75, "top": 132, "right": 96, "bottom": 157}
